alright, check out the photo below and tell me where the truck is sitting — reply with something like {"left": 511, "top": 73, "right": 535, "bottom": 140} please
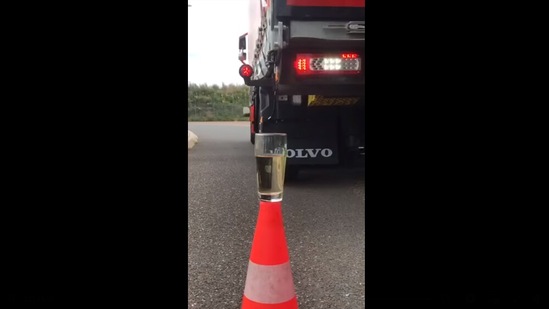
{"left": 238, "top": 0, "right": 365, "bottom": 179}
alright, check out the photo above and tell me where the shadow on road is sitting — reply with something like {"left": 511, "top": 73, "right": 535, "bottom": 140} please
{"left": 286, "top": 165, "right": 365, "bottom": 189}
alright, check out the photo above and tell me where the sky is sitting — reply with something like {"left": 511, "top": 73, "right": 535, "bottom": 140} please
{"left": 188, "top": 0, "right": 249, "bottom": 86}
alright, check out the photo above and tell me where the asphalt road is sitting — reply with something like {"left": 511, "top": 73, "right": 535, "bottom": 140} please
{"left": 188, "top": 122, "right": 365, "bottom": 308}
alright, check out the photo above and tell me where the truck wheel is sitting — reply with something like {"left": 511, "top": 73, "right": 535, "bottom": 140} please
{"left": 285, "top": 166, "right": 300, "bottom": 182}
{"left": 250, "top": 118, "right": 258, "bottom": 144}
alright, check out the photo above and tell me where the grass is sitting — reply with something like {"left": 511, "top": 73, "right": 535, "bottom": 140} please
{"left": 188, "top": 115, "right": 248, "bottom": 122}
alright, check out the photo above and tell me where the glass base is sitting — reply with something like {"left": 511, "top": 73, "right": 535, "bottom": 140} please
{"left": 259, "top": 193, "right": 283, "bottom": 202}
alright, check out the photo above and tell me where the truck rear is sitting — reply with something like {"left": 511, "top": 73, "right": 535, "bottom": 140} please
{"left": 239, "top": 0, "right": 365, "bottom": 178}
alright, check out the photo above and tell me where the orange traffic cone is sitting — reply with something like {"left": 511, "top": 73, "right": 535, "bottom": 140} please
{"left": 242, "top": 201, "right": 298, "bottom": 309}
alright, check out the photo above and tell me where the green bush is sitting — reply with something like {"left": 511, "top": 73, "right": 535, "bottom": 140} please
{"left": 188, "top": 83, "right": 249, "bottom": 121}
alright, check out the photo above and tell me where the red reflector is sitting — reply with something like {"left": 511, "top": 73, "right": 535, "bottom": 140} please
{"left": 239, "top": 64, "right": 253, "bottom": 78}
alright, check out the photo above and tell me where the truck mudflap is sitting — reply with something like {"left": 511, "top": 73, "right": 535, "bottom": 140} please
{"left": 286, "top": 138, "right": 339, "bottom": 165}
{"left": 261, "top": 117, "right": 339, "bottom": 165}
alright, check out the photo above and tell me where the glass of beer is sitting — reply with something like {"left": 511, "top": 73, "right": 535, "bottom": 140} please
{"left": 255, "top": 133, "right": 287, "bottom": 202}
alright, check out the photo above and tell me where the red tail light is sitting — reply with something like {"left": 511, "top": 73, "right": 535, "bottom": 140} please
{"left": 341, "top": 53, "right": 359, "bottom": 59}
{"left": 294, "top": 53, "right": 362, "bottom": 75}
{"left": 239, "top": 64, "right": 253, "bottom": 78}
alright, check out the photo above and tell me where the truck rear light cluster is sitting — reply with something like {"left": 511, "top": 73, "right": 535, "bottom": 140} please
{"left": 294, "top": 53, "right": 361, "bottom": 75}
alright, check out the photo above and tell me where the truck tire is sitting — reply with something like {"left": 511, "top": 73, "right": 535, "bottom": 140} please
{"left": 250, "top": 89, "right": 260, "bottom": 145}
{"left": 250, "top": 114, "right": 258, "bottom": 144}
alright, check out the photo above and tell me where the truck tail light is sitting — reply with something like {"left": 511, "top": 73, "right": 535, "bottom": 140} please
{"left": 239, "top": 64, "right": 253, "bottom": 78}
{"left": 294, "top": 53, "right": 361, "bottom": 75}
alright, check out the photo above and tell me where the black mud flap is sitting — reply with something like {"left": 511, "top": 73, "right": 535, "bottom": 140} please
{"left": 262, "top": 116, "right": 339, "bottom": 165}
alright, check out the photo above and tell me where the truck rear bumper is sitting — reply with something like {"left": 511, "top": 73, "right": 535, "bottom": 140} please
{"left": 277, "top": 84, "right": 365, "bottom": 96}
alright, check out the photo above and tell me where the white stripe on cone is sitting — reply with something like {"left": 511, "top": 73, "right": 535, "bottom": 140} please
{"left": 188, "top": 130, "right": 198, "bottom": 149}
{"left": 243, "top": 260, "right": 296, "bottom": 304}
